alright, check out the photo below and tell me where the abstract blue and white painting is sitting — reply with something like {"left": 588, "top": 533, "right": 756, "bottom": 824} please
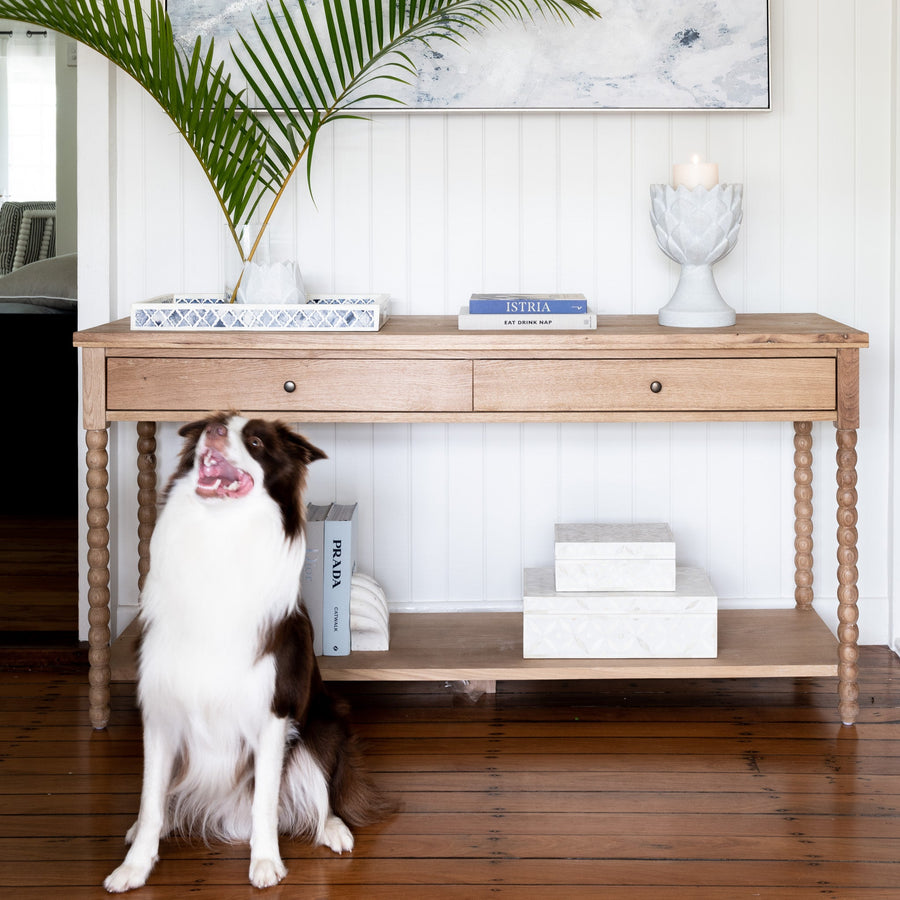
{"left": 166, "top": 0, "right": 769, "bottom": 110}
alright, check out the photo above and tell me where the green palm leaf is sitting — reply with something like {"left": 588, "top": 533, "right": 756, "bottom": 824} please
{"left": 234, "top": 0, "right": 600, "bottom": 256}
{"left": 0, "top": 0, "right": 600, "bottom": 268}
{"left": 0, "top": 0, "right": 279, "bottom": 255}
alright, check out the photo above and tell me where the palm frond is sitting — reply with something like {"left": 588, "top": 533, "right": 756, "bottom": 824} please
{"left": 0, "top": 0, "right": 601, "bottom": 266}
{"left": 0, "top": 0, "right": 278, "bottom": 255}
{"left": 235, "top": 0, "right": 600, "bottom": 247}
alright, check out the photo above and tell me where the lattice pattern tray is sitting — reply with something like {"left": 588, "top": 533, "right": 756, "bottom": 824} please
{"left": 130, "top": 294, "right": 391, "bottom": 331}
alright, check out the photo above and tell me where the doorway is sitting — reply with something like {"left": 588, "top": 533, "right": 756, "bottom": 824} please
{"left": 0, "top": 23, "right": 81, "bottom": 668}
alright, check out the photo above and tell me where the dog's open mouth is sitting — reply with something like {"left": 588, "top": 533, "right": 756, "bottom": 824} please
{"left": 196, "top": 448, "right": 255, "bottom": 499}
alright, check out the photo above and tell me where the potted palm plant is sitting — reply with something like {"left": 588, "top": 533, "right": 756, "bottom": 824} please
{"left": 0, "top": 0, "right": 600, "bottom": 303}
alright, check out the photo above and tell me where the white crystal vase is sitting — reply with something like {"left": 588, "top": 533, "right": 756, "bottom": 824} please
{"left": 224, "top": 217, "right": 305, "bottom": 305}
{"left": 649, "top": 183, "right": 743, "bottom": 327}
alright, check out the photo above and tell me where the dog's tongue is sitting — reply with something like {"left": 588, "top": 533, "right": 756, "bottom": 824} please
{"left": 196, "top": 448, "right": 254, "bottom": 499}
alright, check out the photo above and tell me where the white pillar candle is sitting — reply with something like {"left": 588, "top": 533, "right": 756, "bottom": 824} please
{"left": 672, "top": 154, "right": 719, "bottom": 190}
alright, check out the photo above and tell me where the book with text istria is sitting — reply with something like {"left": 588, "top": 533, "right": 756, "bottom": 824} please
{"left": 468, "top": 293, "right": 588, "bottom": 314}
{"left": 301, "top": 503, "right": 331, "bottom": 656}
{"left": 323, "top": 503, "right": 357, "bottom": 656}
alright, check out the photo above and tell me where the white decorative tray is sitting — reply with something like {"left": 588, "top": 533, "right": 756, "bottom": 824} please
{"left": 130, "top": 293, "right": 391, "bottom": 331}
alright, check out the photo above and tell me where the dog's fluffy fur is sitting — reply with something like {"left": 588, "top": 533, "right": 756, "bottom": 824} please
{"left": 105, "top": 413, "right": 393, "bottom": 893}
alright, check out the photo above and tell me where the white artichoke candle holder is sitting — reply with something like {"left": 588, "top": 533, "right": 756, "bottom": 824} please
{"left": 649, "top": 183, "right": 743, "bottom": 328}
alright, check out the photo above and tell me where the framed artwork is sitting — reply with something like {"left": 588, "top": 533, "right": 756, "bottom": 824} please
{"left": 166, "top": 0, "right": 770, "bottom": 111}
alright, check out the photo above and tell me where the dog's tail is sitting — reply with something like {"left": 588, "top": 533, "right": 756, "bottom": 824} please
{"left": 328, "top": 726, "right": 399, "bottom": 827}
{"left": 305, "top": 690, "right": 399, "bottom": 827}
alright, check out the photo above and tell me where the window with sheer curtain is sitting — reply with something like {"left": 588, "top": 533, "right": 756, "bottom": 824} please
{"left": 0, "top": 23, "right": 56, "bottom": 202}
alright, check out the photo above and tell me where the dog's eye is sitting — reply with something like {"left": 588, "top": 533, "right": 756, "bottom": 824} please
{"left": 248, "top": 437, "right": 263, "bottom": 451}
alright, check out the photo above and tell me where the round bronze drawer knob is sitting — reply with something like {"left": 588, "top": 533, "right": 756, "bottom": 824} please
{"left": 650, "top": 381, "right": 662, "bottom": 393}
{"left": 283, "top": 380, "right": 297, "bottom": 393}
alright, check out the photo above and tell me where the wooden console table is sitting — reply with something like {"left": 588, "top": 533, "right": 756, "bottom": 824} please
{"left": 74, "top": 313, "right": 868, "bottom": 730}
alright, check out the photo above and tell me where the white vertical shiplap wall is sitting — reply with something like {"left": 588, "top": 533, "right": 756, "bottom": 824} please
{"left": 892, "top": 0, "right": 900, "bottom": 655}
{"left": 77, "top": 0, "right": 895, "bottom": 644}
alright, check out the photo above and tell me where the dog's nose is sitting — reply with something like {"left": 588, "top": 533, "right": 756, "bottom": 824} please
{"left": 204, "top": 423, "right": 229, "bottom": 453}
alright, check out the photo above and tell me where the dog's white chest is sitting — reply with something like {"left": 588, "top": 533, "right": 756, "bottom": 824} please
{"left": 137, "top": 482, "right": 305, "bottom": 713}
{"left": 143, "top": 485, "right": 305, "bottom": 617}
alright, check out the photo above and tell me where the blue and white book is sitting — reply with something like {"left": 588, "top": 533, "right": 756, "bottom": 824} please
{"left": 301, "top": 503, "right": 331, "bottom": 656}
{"left": 468, "top": 293, "right": 588, "bottom": 315}
{"left": 323, "top": 503, "right": 358, "bottom": 656}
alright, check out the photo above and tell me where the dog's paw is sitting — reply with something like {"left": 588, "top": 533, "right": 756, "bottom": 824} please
{"left": 322, "top": 814, "right": 354, "bottom": 853}
{"left": 249, "top": 856, "right": 287, "bottom": 889}
{"left": 104, "top": 862, "right": 152, "bottom": 893}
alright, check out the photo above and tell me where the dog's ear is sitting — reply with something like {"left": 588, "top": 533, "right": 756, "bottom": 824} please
{"left": 283, "top": 428, "right": 327, "bottom": 466}
{"left": 179, "top": 411, "right": 236, "bottom": 442}
{"left": 178, "top": 418, "right": 211, "bottom": 442}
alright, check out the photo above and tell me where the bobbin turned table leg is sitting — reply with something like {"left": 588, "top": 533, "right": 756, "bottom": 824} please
{"left": 86, "top": 428, "right": 111, "bottom": 730}
{"left": 136, "top": 422, "right": 157, "bottom": 593}
{"left": 793, "top": 422, "right": 814, "bottom": 610}
{"left": 836, "top": 427, "right": 860, "bottom": 727}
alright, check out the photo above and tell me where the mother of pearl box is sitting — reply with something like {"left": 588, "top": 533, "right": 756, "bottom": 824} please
{"left": 523, "top": 565, "right": 718, "bottom": 659}
{"left": 554, "top": 523, "right": 676, "bottom": 592}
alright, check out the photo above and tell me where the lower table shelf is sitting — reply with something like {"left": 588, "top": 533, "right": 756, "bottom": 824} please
{"left": 110, "top": 607, "right": 839, "bottom": 684}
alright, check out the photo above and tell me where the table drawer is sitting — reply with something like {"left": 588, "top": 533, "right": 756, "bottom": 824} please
{"left": 107, "top": 358, "right": 473, "bottom": 412}
{"left": 474, "top": 358, "right": 836, "bottom": 412}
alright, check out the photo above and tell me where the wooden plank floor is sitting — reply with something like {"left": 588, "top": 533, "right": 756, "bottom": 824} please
{"left": 0, "top": 512, "right": 84, "bottom": 669}
{"left": 1, "top": 647, "right": 899, "bottom": 898}
{"left": 0, "top": 514, "right": 77, "bottom": 632}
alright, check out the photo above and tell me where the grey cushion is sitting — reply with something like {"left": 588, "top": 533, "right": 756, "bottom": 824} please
{"left": 0, "top": 252, "right": 77, "bottom": 310}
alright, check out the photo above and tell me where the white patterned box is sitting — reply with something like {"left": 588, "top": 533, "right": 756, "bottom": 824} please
{"left": 554, "top": 522, "right": 676, "bottom": 592}
{"left": 523, "top": 566, "right": 717, "bottom": 659}
{"left": 130, "top": 293, "right": 390, "bottom": 331}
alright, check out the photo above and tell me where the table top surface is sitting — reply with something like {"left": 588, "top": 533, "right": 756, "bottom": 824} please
{"left": 74, "top": 313, "right": 869, "bottom": 354}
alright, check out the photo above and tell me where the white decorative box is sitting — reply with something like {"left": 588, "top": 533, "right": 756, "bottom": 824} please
{"left": 554, "top": 522, "right": 676, "bottom": 592}
{"left": 523, "top": 566, "right": 717, "bottom": 659}
{"left": 130, "top": 293, "right": 391, "bottom": 331}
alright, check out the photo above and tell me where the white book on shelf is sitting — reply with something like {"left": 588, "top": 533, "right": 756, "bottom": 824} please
{"left": 323, "top": 503, "right": 357, "bottom": 656}
{"left": 301, "top": 503, "right": 331, "bottom": 656}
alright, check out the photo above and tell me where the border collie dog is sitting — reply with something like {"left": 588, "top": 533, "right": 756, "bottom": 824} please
{"left": 105, "top": 413, "right": 392, "bottom": 893}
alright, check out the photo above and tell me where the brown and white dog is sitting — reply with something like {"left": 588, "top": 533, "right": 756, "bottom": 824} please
{"left": 105, "top": 413, "right": 392, "bottom": 892}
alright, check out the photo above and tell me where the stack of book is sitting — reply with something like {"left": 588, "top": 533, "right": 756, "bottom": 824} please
{"left": 458, "top": 293, "right": 596, "bottom": 331}
{"left": 302, "top": 502, "right": 357, "bottom": 656}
